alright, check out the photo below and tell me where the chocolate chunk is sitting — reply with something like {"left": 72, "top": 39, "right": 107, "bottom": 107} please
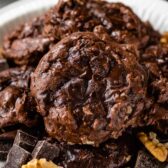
{"left": 32, "top": 140, "right": 60, "bottom": 161}
{"left": 135, "top": 150, "right": 167, "bottom": 168}
{"left": 31, "top": 32, "right": 150, "bottom": 146}
{"left": 0, "top": 58, "right": 8, "bottom": 72}
{"left": 4, "top": 144, "right": 30, "bottom": 168}
{"left": 14, "top": 130, "right": 38, "bottom": 152}
{"left": 0, "top": 140, "right": 13, "bottom": 161}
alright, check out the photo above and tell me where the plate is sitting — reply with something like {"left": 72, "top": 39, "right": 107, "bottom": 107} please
{"left": 0, "top": 0, "right": 168, "bottom": 167}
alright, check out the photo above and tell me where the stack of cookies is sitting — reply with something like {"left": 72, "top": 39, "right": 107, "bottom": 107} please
{"left": 0, "top": 0, "right": 167, "bottom": 167}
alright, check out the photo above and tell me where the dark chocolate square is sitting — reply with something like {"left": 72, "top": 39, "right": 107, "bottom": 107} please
{"left": 0, "top": 140, "right": 13, "bottom": 161}
{"left": 14, "top": 130, "right": 38, "bottom": 152}
{"left": 4, "top": 144, "right": 30, "bottom": 168}
{"left": 32, "top": 140, "right": 60, "bottom": 161}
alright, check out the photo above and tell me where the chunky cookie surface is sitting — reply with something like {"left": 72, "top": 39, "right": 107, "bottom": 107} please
{"left": 31, "top": 32, "right": 150, "bottom": 145}
{"left": 0, "top": 66, "right": 38, "bottom": 128}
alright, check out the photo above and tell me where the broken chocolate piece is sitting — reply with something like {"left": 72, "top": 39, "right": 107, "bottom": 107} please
{"left": 14, "top": 130, "right": 38, "bottom": 152}
{"left": 135, "top": 150, "right": 167, "bottom": 168}
{"left": 4, "top": 144, "right": 30, "bottom": 168}
{"left": 0, "top": 140, "right": 13, "bottom": 161}
{"left": 32, "top": 140, "right": 60, "bottom": 161}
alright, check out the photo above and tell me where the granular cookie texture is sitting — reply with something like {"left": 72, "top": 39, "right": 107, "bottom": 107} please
{"left": 31, "top": 32, "right": 152, "bottom": 146}
{"left": 86, "top": 0, "right": 160, "bottom": 47}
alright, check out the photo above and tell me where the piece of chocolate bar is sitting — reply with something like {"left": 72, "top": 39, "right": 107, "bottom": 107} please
{"left": 135, "top": 150, "right": 167, "bottom": 168}
{"left": 32, "top": 140, "right": 60, "bottom": 161}
{"left": 4, "top": 144, "right": 30, "bottom": 168}
{"left": 14, "top": 130, "right": 38, "bottom": 152}
{"left": 0, "top": 140, "right": 13, "bottom": 161}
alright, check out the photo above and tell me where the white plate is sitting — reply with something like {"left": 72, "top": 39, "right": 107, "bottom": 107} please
{"left": 1, "top": 0, "right": 168, "bottom": 167}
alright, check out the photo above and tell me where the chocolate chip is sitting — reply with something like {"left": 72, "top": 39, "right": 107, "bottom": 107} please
{"left": 14, "top": 130, "right": 38, "bottom": 152}
{"left": 32, "top": 140, "right": 60, "bottom": 161}
{"left": 135, "top": 150, "right": 167, "bottom": 168}
{"left": 0, "top": 140, "right": 13, "bottom": 161}
{"left": 4, "top": 144, "right": 30, "bottom": 168}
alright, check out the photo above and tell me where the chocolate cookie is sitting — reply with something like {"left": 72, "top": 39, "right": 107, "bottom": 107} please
{"left": 31, "top": 32, "right": 150, "bottom": 146}
{"left": 2, "top": 0, "right": 99, "bottom": 66}
{"left": 2, "top": 17, "right": 51, "bottom": 66}
{"left": 43, "top": 0, "right": 99, "bottom": 40}
{"left": 141, "top": 44, "right": 168, "bottom": 123}
{"left": 87, "top": 0, "right": 160, "bottom": 48}
{"left": 142, "top": 44, "right": 168, "bottom": 79}
{"left": 0, "top": 66, "right": 38, "bottom": 128}
{"left": 2, "top": 0, "right": 159, "bottom": 66}
{"left": 44, "top": 0, "right": 160, "bottom": 47}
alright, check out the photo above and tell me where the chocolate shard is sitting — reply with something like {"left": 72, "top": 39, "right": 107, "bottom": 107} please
{"left": 4, "top": 144, "right": 30, "bottom": 168}
{"left": 135, "top": 150, "right": 167, "bottom": 168}
{"left": 32, "top": 140, "right": 60, "bottom": 161}
{"left": 0, "top": 140, "right": 13, "bottom": 161}
{"left": 14, "top": 130, "right": 38, "bottom": 152}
